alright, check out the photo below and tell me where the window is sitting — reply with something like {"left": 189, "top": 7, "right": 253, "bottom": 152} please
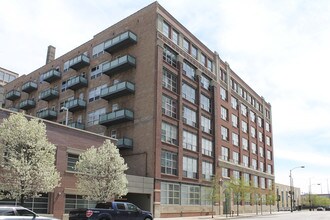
{"left": 162, "top": 95, "right": 177, "bottom": 118}
{"left": 267, "top": 164, "right": 272, "bottom": 174}
{"left": 183, "top": 130, "right": 197, "bottom": 151}
{"left": 90, "top": 65, "right": 103, "bottom": 79}
{"left": 267, "top": 150, "right": 272, "bottom": 160}
{"left": 202, "top": 161, "right": 213, "bottom": 180}
{"left": 242, "top": 138, "right": 248, "bottom": 150}
{"left": 172, "top": 29, "right": 179, "bottom": 45}
{"left": 266, "top": 136, "right": 271, "bottom": 146}
{"left": 181, "top": 184, "right": 200, "bottom": 205}
{"left": 163, "top": 46, "right": 177, "bottom": 68}
{"left": 201, "top": 94, "right": 211, "bottom": 112}
{"left": 67, "top": 153, "right": 79, "bottom": 171}
{"left": 233, "top": 170, "right": 240, "bottom": 180}
{"left": 250, "top": 111, "right": 256, "bottom": 122}
{"left": 182, "top": 83, "right": 196, "bottom": 103}
{"left": 267, "top": 179, "right": 273, "bottom": 189}
{"left": 63, "top": 60, "right": 70, "bottom": 72}
{"left": 92, "top": 43, "right": 104, "bottom": 58}
{"left": 222, "top": 168, "right": 229, "bottom": 178}
{"left": 231, "top": 96, "right": 238, "bottom": 109}
{"left": 253, "top": 176, "right": 258, "bottom": 188}
{"left": 221, "top": 146, "right": 229, "bottom": 161}
{"left": 161, "top": 182, "right": 180, "bottom": 204}
{"left": 260, "top": 177, "right": 265, "bottom": 189}
{"left": 220, "top": 69, "right": 227, "bottom": 83}
{"left": 251, "top": 126, "right": 256, "bottom": 138}
{"left": 242, "top": 155, "right": 249, "bottom": 167}
{"left": 260, "top": 162, "right": 264, "bottom": 172}
{"left": 266, "top": 122, "right": 271, "bottom": 132}
{"left": 231, "top": 114, "right": 238, "bottom": 128}
{"left": 258, "top": 117, "right": 263, "bottom": 127}
{"left": 201, "top": 116, "right": 211, "bottom": 134}
{"left": 252, "top": 159, "right": 257, "bottom": 170}
{"left": 88, "top": 84, "right": 107, "bottom": 102}
{"left": 221, "top": 106, "right": 228, "bottom": 121}
{"left": 221, "top": 126, "right": 229, "bottom": 141}
{"left": 259, "top": 147, "right": 264, "bottom": 158}
{"left": 182, "top": 106, "right": 197, "bottom": 127}
{"left": 233, "top": 151, "right": 239, "bottom": 164}
{"left": 162, "top": 21, "right": 170, "bottom": 38}
{"left": 258, "top": 131, "right": 263, "bottom": 142}
{"left": 110, "top": 130, "right": 116, "bottom": 138}
{"left": 65, "top": 195, "right": 96, "bottom": 213}
{"left": 241, "top": 121, "right": 248, "bottom": 133}
{"left": 243, "top": 173, "right": 250, "bottom": 184}
{"left": 183, "top": 38, "right": 190, "bottom": 52}
{"left": 183, "top": 61, "right": 196, "bottom": 80}
{"left": 87, "top": 108, "right": 106, "bottom": 126}
{"left": 191, "top": 45, "right": 198, "bottom": 58}
{"left": 251, "top": 143, "right": 257, "bottom": 154}
{"left": 202, "top": 138, "right": 213, "bottom": 157}
{"left": 183, "top": 156, "right": 197, "bottom": 178}
{"left": 232, "top": 132, "right": 239, "bottom": 146}
{"left": 162, "top": 68, "right": 177, "bottom": 93}
{"left": 220, "top": 87, "right": 227, "bottom": 101}
{"left": 200, "top": 74, "right": 211, "bottom": 90}
{"left": 161, "top": 150, "right": 178, "bottom": 175}
{"left": 161, "top": 122, "right": 178, "bottom": 145}
{"left": 61, "top": 81, "right": 68, "bottom": 92}
{"left": 240, "top": 103, "right": 247, "bottom": 116}
{"left": 207, "top": 59, "right": 213, "bottom": 71}
{"left": 200, "top": 53, "right": 206, "bottom": 66}
{"left": 201, "top": 187, "right": 212, "bottom": 205}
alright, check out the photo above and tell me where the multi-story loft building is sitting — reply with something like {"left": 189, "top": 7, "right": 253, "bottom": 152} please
{"left": 3, "top": 2, "right": 274, "bottom": 218}
{"left": 0, "top": 67, "right": 19, "bottom": 107}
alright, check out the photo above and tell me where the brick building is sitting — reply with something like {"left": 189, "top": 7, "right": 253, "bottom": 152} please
{"left": 3, "top": 2, "right": 274, "bottom": 218}
{"left": 0, "top": 67, "right": 19, "bottom": 107}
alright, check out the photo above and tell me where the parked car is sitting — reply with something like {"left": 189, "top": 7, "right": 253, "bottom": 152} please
{"left": 69, "top": 201, "right": 153, "bottom": 220}
{"left": 316, "top": 206, "right": 325, "bottom": 211}
{"left": 0, "top": 205, "right": 59, "bottom": 220}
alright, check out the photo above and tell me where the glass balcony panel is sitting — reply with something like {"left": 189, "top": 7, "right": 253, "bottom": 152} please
{"left": 39, "top": 88, "right": 59, "bottom": 101}
{"left": 102, "top": 55, "right": 136, "bottom": 77}
{"left": 42, "top": 69, "right": 61, "bottom": 83}
{"left": 68, "top": 122, "right": 85, "bottom": 130}
{"left": 65, "top": 99, "right": 87, "bottom": 112}
{"left": 37, "top": 109, "right": 57, "bottom": 120}
{"left": 99, "top": 109, "right": 134, "bottom": 126}
{"left": 116, "top": 137, "right": 133, "bottom": 150}
{"left": 104, "top": 31, "right": 137, "bottom": 54}
{"left": 68, "top": 54, "right": 90, "bottom": 70}
{"left": 22, "top": 81, "right": 38, "bottom": 93}
{"left": 18, "top": 99, "right": 36, "bottom": 110}
{"left": 66, "top": 76, "right": 88, "bottom": 90}
{"left": 5, "top": 90, "right": 21, "bottom": 101}
{"left": 100, "top": 81, "right": 135, "bottom": 100}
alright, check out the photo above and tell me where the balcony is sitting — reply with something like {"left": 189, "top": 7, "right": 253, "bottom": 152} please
{"left": 99, "top": 109, "right": 134, "bottom": 126}
{"left": 42, "top": 69, "right": 61, "bottom": 83}
{"left": 116, "top": 137, "right": 133, "bottom": 150}
{"left": 68, "top": 122, "right": 85, "bottom": 130}
{"left": 68, "top": 54, "right": 90, "bottom": 70}
{"left": 64, "top": 99, "right": 86, "bottom": 112}
{"left": 66, "top": 76, "right": 88, "bottom": 91}
{"left": 18, "top": 99, "right": 36, "bottom": 110}
{"left": 36, "top": 109, "right": 57, "bottom": 120}
{"left": 39, "top": 88, "right": 59, "bottom": 101}
{"left": 5, "top": 90, "right": 21, "bottom": 101}
{"left": 100, "top": 81, "right": 135, "bottom": 100}
{"left": 104, "top": 31, "right": 137, "bottom": 54}
{"left": 102, "top": 55, "right": 136, "bottom": 77}
{"left": 22, "top": 81, "right": 37, "bottom": 93}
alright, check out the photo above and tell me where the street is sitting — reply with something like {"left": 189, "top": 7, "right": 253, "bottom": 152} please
{"left": 155, "top": 211, "right": 330, "bottom": 220}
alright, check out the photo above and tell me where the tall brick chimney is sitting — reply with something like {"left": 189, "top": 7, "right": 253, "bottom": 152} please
{"left": 46, "top": 45, "right": 56, "bottom": 64}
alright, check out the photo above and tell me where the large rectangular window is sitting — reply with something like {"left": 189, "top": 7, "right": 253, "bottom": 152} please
{"left": 183, "top": 156, "right": 197, "bottom": 179}
{"left": 181, "top": 184, "right": 200, "bottom": 205}
{"left": 201, "top": 116, "right": 211, "bottom": 134}
{"left": 87, "top": 108, "right": 106, "bottom": 126}
{"left": 182, "top": 83, "right": 196, "bottom": 103}
{"left": 200, "top": 74, "right": 211, "bottom": 90}
{"left": 202, "top": 138, "right": 213, "bottom": 157}
{"left": 231, "top": 114, "right": 238, "bottom": 128}
{"left": 162, "top": 68, "right": 177, "bottom": 93}
{"left": 221, "top": 126, "right": 229, "bottom": 141}
{"left": 232, "top": 132, "right": 239, "bottom": 146}
{"left": 200, "top": 94, "right": 211, "bottom": 112}
{"left": 161, "top": 150, "right": 178, "bottom": 175}
{"left": 183, "top": 130, "right": 197, "bottom": 151}
{"left": 220, "top": 87, "right": 227, "bottom": 101}
{"left": 231, "top": 96, "right": 238, "bottom": 109}
{"left": 221, "top": 146, "right": 229, "bottom": 161}
{"left": 240, "top": 104, "right": 247, "bottom": 116}
{"left": 65, "top": 195, "right": 96, "bottom": 213}
{"left": 161, "top": 122, "right": 178, "bottom": 145}
{"left": 163, "top": 46, "right": 177, "bottom": 68}
{"left": 202, "top": 161, "right": 213, "bottom": 180}
{"left": 88, "top": 84, "right": 107, "bottom": 102}
{"left": 161, "top": 182, "right": 180, "bottom": 204}
{"left": 67, "top": 153, "right": 79, "bottom": 171}
{"left": 162, "top": 95, "right": 177, "bottom": 118}
{"left": 242, "top": 137, "right": 248, "bottom": 150}
{"left": 221, "top": 106, "right": 228, "bottom": 121}
{"left": 233, "top": 152, "right": 239, "bottom": 164}
{"left": 183, "top": 106, "right": 197, "bottom": 127}
{"left": 183, "top": 61, "right": 196, "bottom": 80}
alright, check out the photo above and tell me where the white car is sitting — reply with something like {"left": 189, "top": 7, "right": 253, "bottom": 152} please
{"left": 0, "top": 205, "right": 59, "bottom": 220}
{"left": 316, "top": 206, "right": 325, "bottom": 211}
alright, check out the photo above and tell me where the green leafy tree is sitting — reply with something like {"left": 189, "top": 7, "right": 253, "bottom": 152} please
{"left": 0, "top": 113, "right": 61, "bottom": 205}
{"left": 266, "top": 189, "right": 276, "bottom": 214}
{"left": 75, "top": 140, "right": 128, "bottom": 202}
{"left": 226, "top": 177, "right": 251, "bottom": 216}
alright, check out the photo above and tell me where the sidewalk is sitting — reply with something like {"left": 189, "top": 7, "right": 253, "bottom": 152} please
{"left": 154, "top": 211, "right": 291, "bottom": 220}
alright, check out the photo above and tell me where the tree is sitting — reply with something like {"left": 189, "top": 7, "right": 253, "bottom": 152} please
{"left": 75, "top": 140, "right": 128, "bottom": 202}
{"left": 0, "top": 113, "right": 61, "bottom": 205}
{"left": 266, "top": 189, "right": 276, "bottom": 214}
{"left": 226, "top": 177, "right": 251, "bottom": 216}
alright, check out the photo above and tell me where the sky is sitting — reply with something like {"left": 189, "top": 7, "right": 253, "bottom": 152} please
{"left": 1, "top": 0, "right": 329, "bottom": 195}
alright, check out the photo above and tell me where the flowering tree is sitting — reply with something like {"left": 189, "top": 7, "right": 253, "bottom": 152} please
{"left": 75, "top": 140, "right": 128, "bottom": 202}
{"left": 0, "top": 113, "right": 61, "bottom": 205}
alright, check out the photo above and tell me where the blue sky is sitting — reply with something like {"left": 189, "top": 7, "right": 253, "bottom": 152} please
{"left": 1, "top": 0, "right": 330, "bottom": 194}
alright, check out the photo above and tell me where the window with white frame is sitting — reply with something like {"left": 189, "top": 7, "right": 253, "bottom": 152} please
{"left": 241, "top": 120, "right": 248, "bottom": 133}
{"left": 267, "top": 179, "right": 273, "bottom": 189}
{"left": 200, "top": 53, "right": 206, "bottom": 66}
{"left": 88, "top": 84, "right": 107, "bottom": 102}
{"left": 251, "top": 142, "right": 257, "bottom": 154}
{"left": 183, "top": 130, "right": 197, "bottom": 151}
{"left": 232, "top": 132, "right": 239, "bottom": 146}
{"left": 266, "top": 136, "right": 271, "bottom": 146}
{"left": 161, "top": 150, "right": 178, "bottom": 175}
{"left": 191, "top": 45, "right": 198, "bottom": 59}
{"left": 253, "top": 176, "right": 258, "bottom": 188}
{"left": 267, "top": 150, "right": 272, "bottom": 160}
{"left": 240, "top": 103, "right": 247, "bottom": 116}
{"left": 183, "top": 61, "right": 196, "bottom": 80}
{"left": 92, "top": 43, "right": 104, "bottom": 58}
{"left": 162, "top": 95, "right": 177, "bottom": 118}
{"left": 260, "top": 177, "right": 265, "bottom": 189}
{"left": 161, "top": 122, "right": 178, "bottom": 145}
{"left": 251, "top": 126, "right": 256, "bottom": 138}
{"left": 201, "top": 94, "right": 211, "bottom": 112}
{"left": 67, "top": 153, "right": 79, "bottom": 171}
{"left": 242, "top": 155, "right": 249, "bottom": 167}
{"left": 162, "top": 21, "right": 170, "bottom": 38}
{"left": 231, "top": 96, "right": 238, "bottom": 109}
{"left": 252, "top": 159, "right": 257, "bottom": 170}
{"left": 162, "top": 68, "right": 177, "bottom": 93}
{"left": 231, "top": 114, "right": 238, "bottom": 128}
{"left": 201, "top": 186, "right": 212, "bottom": 205}
{"left": 181, "top": 184, "right": 200, "bottom": 205}
{"left": 259, "top": 147, "right": 264, "bottom": 158}
{"left": 221, "top": 106, "right": 228, "bottom": 121}
{"left": 183, "top": 38, "right": 190, "bottom": 53}
{"left": 207, "top": 59, "right": 213, "bottom": 71}
{"left": 258, "top": 117, "right": 263, "bottom": 127}
{"left": 233, "top": 151, "right": 239, "bottom": 164}
{"left": 220, "top": 87, "right": 227, "bottom": 101}
{"left": 201, "top": 116, "right": 211, "bottom": 134}
{"left": 182, "top": 83, "right": 196, "bottom": 103}
{"left": 260, "top": 162, "right": 264, "bottom": 172}
{"left": 222, "top": 168, "right": 229, "bottom": 178}
{"left": 200, "top": 74, "right": 211, "bottom": 90}
{"left": 259, "top": 131, "right": 263, "bottom": 142}
{"left": 267, "top": 164, "right": 272, "bottom": 174}
{"left": 250, "top": 110, "right": 256, "bottom": 122}
{"left": 221, "top": 126, "right": 229, "bottom": 141}
{"left": 182, "top": 106, "right": 197, "bottom": 127}
{"left": 90, "top": 64, "right": 103, "bottom": 79}
{"left": 243, "top": 173, "right": 250, "bottom": 185}
{"left": 183, "top": 156, "right": 197, "bottom": 179}
{"left": 221, "top": 146, "right": 229, "bottom": 161}
{"left": 202, "top": 138, "right": 213, "bottom": 157}
{"left": 172, "top": 29, "right": 179, "bottom": 45}
{"left": 266, "top": 122, "right": 271, "bottom": 132}
{"left": 202, "top": 161, "right": 213, "bottom": 180}
{"left": 163, "top": 46, "right": 178, "bottom": 68}
{"left": 161, "top": 182, "right": 180, "bottom": 204}
{"left": 233, "top": 170, "right": 240, "bottom": 180}
{"left": 87, "top": 108, "right": 106, "bottom": 126}
{"left": 242, "top": 137, "right": 248, "bottom": 150}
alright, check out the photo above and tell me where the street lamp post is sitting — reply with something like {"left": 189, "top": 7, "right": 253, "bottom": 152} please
{"left": 61, "top": 106, "right": 69, "bottom": 126}
{"left": 289, "top": 166, "right": 305, "bottom": 212}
